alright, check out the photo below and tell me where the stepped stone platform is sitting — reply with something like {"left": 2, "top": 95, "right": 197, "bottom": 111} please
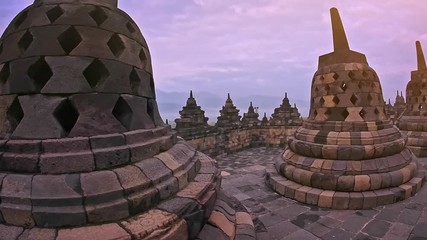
{"left": 218, "top": 147, "right": 427, "bottom": 240}
{"left": 0, "top": 0, "right": 257, "bottom": 239}
{"left": 398, "top": 41, "right": 427, "bottom": 157}
{"left": 266, "top": 8, "right": 425, "bottom": 209}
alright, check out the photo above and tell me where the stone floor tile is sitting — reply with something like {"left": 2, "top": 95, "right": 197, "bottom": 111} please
{"left": 281, "top": 229, "right": 318, "bottom": 240}
{"left": 361, "top": 219, "right": 391, "bottom": 238}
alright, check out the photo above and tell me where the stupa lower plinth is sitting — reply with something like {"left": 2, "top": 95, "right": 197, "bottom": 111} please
{"left": 0, "top": 0, "right": 224, "bottom": 239}
{"left": 397, "top": 41, "right": 427, "bottom": 157}
{"left": 266, "top": 8, "right": 425, "bottom": 209}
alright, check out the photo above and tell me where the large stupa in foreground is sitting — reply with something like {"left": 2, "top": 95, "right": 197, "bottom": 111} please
{"left": 0, "top": 1, "right": 256, "bottom": 239}
{"left": 267, "top": 8, "right": 425, "bottom": 209}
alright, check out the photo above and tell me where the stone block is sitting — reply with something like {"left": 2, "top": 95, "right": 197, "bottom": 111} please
{"left": 120, "top": 209, "right": 178, "bottom": 239}
{"left": 208, "top": 211, "right": 235, "bottom": 239}
{"left": 12, "top": 95, "right": 67, "bottom": 139}
{"left": 93, "top": 145, "right": 130, "bottom": 169}
{"left": 0, "top": 224, "right": 23, "bottom": 240}
{"left": 119, "top": 95, "right": 155, "bottom": 130}
{"left": 369, "top": 174, "right": 382, "bottom": 190}
{"left": 42, "top": 137, "right": 90, "bottom": 153}
{"left": 57, "top": 223, "right": 131, "bottom": 240}
{"left": 90, "top": 133, "right": 125, "bottom": 149}
{"left": 373, "top": 189, "right": 394, "bottom": 205}
{"left": 128, "top": 139, "right": 161, "bottom": 162}
{"left": 294, "top": 186, "right": 312, "bottom": 203}
{"left": 362, "top": 191, "right": 377, "bottom": 209}
{"left": 0, "top": 175, "right": 35, "bottom": 227}
{"left": 332, "top": 192, "right": 349, "bottom": 209}
{"left": 68, "top": 93, "right": 126, "bottom": 137}
{"left": 318, "top": 190, "right": 334, "bottom": 208}
{"left": 134, "top": 158, "right": 172, "bottom": 184}
{"left": 40, "top": 152, "right": 95, "bottom": 174}
{"left": 348, "top": 192, "right": 363, "bottom": 209}
{"left": 80, "top": 171, "right": 129, "bottom": 223}
{"left": 18, "top": 228, "right": 56, "bottom": 240}
{"left": 158, "top": 197, "right": 203, "bottom": 239}
{"left": 32, "top": 174, "right": 86, "bottom": 227}
{"left": 41, "top": 56, "right": 92, "bottom": 94}
{"left": 354, "top": 175, "right": 370, "bottom": 191}
{"left": 124, "top": 129, "right": 154, "bottom": 144}
{"left": 1, "top": 153, "right": 39, "bottom": 173}
{"left": 306, "top": 188, "right": 322, "bottom": 205}
{"left": 389, "top": 170, "right": 404, "bottom": 187}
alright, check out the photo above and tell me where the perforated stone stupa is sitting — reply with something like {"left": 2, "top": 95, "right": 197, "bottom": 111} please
{"left": 241, "top": 102, "right": 260, "bottom": 127}
{"left": 216, "top": 93, "right": 241, "bottom": 129}
{"left": 267, "top": 8, "right": 425, "bottom": 209}
{"left": 175, "top": 91, "right": 210, "bottom": 139}
{"left": 269, "top": 93, "right": 302, "bottom": 126}
{"left": 0, "top": 0, "right": 224, "bottom": 239}
{"left": 398, "top": 41, "right": 427, "bottom": 157}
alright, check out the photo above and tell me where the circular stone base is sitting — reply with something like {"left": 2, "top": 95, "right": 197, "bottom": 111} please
{"left": 266, "top": 163, "right": 425, "bottom": 209}
{"left": 0, "top": 150, "right": 222, "bottom": 240}
{"left": 403, "top": 131, "right": 427, "bottom": 157}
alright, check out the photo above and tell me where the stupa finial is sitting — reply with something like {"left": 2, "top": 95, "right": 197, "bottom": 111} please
{"left": 330, "top": 7, "right": 350, "bottom": 52}
{"left": 416, "top": 41, "right": 427, "bottom": 70}
{"left": 190, "top": 90, "right": 193, "bottom": 98}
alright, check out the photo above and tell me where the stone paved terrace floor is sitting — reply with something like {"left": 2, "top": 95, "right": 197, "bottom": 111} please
{"left": 216, "top": 147, "right": 427, "bottom": 240}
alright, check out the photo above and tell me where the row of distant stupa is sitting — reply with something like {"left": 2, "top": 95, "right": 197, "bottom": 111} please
{"left": 0, "top": 0, "right": 426, "bottom": 239}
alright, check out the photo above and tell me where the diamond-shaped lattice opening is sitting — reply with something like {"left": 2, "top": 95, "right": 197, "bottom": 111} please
{"left": 129, "top": 68, "right": 140, "bottom": 92}
{"left": 340, "top": 82, "right": 347, "bottom": 92}
{"left": 18, "top": 30, "right": 33, "bottom": 52}
{"left": 46, "top": 5, "right": 64, "bottom": 23}
{"left": 313, "top": 109, "right": 318, "bottom": 117}
{"left": 58, "top": 27, "right": 82, "bottom": 54}
{"left": 332, "top": 95, "right": 340, "bottom": 105}
{"left": 320, "top": 75, "right": 325, "bottom": 81}
{"left": 7, "top": 97, "right": 24, "bottom": 132}
{"left": 367, "top": 93, "right": 373, "bottom": 103}
{"left": 314, "top": 86, "right": 319, "bottom": 93}
{"left": 325, "top": 108, "right": 332, "bottom": 117}
{"left": 107, "top": 34, "right": 125, "bottom": 57}
{"left": 359, "top": 109, "right": 366, "bottom": 118}
{"left": 341, "top": 109, "right": 349, "bottom": 119}
{"left": 139, "top": 49, "right": 147, "bottom": 63}
{"left": 333, "top": 73, "right": 339, "bottom": 80}
{"left": 374, "top": 108, "right": 380, "bottom": 115}
{"left": 348, "top": 71, "right": 355, "bottom": 80}
{"left": 27, "top": 57, "right": 53, "bottom": 90}
{"left": 126, "top": 22, "right": 136, "bottom": 33}
{"left": 319, "top": 97, "right": 325, "bottom": 105}
{"left": 14, "top": 10, "right": 28, "bottom": 29}
{"left": 83, "top": 59, "right": 109, "bottom": 88}
{"left": 89, "top": 7, "right": 108, "bottom": 26}
{"left": 358, "top": 81, "right": 363, "bottom": 90}
{"left": 422, "top": 83, "right": 426, "bottom": 88}
{"left": 423, "top": 96, "right": 426, "bottom": 102}
{"left": 350, "top": 94, "right": 358, "bottom": 105}
{"left": 54, "top": 99, "right": 79, "bottom": 135}
{"left": 112, "top": 97, "right": 133, "bottom": 130}
{"left": 362, "top": 71, "right": 369, "bottom": 78}
{"left": 325, "top": 84, "right": 330, "bottom": 93}
{"left": 0, "top": 63, "right": 10, "bottom": 85}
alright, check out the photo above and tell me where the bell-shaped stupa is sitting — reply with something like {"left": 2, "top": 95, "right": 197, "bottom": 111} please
{"left": 0, "top": 0, "right": 222, "bottom": 239}
{"left": 267, "top": 8, "right": 425, "bottom": 209}
{"left": 398, "top": 41, "right": 427, "bottom": 156}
